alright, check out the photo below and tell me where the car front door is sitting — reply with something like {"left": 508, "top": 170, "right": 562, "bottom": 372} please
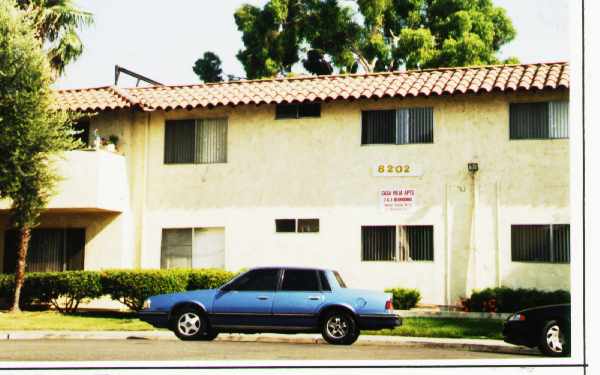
{"left": 272, "top": 269, "right": 326, "bottom": 329}
{"left": 211, "top": 268, "right": 280, "bottom": 328}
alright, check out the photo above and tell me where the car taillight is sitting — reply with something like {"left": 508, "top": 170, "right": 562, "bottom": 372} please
{"left": 385, "top": 299, "right": 393, "bottom": 311}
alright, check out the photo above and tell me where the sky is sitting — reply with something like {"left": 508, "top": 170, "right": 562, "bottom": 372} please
{"left": 54, "top": 0, "right": 570, "bottom": 89}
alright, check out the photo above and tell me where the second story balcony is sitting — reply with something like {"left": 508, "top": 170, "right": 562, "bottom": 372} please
{"left": 0, "top": 150, "right": 128, "bottom": 213}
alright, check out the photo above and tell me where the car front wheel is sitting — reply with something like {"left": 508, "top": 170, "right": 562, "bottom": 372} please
{"left": 539, "top": 320, "right": 569, "bottom": 357}
{"left": 321, "top": 310, "right": 359, "bottom": 345}
{"left": 172, "top": 307, "right": 211, "bottom": 341}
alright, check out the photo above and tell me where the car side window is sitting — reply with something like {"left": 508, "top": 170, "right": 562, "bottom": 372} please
{"left": 319, "top": 271, "right": 331, "bottom": 291}
{"left": 281, "top": 269, "right": 320, "bottom": 291}
{"left": 230, "top": 269, "right": 279, "bottom": 291}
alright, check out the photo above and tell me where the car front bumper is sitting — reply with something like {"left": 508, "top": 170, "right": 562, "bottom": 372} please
{"left": 358, "top": 313, "right": 402, "bottom": 330}
{"left": 502, "top": 321, "right": 537, "bottom": 348}
{"left": 138, "top": 311, "right": 170, "bottom": 329}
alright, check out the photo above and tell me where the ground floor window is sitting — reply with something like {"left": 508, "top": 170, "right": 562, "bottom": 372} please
{"left": 3, "top": 228, "right": 85, "bottom": 273}
{"left": 511, "top": 224, "right": 570, "bottom": 263}
{"left": 160, "top": 227, "right": 225, "bottom": 269}
{"left": 361, "top": 225, "right": 434, "bottom": 262}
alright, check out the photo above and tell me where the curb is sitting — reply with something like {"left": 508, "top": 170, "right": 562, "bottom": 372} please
{"left": 0, "top": 331, "right": 538, "bottom": 356}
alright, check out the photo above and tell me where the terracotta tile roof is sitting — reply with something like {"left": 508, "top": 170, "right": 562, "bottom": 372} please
{"left": 54, "top": 62, "right": 569, "bottom": 112}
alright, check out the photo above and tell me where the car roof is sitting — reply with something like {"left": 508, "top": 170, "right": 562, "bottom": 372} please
{"left": 249, "top": 266, "right": 330, "bottom": 272}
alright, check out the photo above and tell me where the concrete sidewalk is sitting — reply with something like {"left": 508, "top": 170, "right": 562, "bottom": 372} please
{"left": 0, "top": 330, "right": 538, "bottom": 356}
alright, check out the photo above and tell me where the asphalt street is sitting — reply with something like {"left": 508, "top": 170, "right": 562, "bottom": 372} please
{"left": 0, "top": 339, "right": 538, "bottom": 361}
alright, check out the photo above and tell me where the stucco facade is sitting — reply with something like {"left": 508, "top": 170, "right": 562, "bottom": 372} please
{"left": 0, "top": 89, "right": 570, "bottom": 305}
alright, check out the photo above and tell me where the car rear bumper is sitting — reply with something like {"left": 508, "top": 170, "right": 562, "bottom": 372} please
{"left": 502, "top": 321, "right": 537, "bottom": 348}
{"left": 139, "top": 311, "right": 170, "bottom": 329}
{"left": 358, "top": 313, "right": 402, "bottom": 330}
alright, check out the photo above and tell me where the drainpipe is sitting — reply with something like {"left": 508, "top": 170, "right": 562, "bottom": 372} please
{"left": 467, "top": 162, "right": 479, "bottom": 296}
{"left": 135, "top": 112, "right": 150, "bottom": 269}
{"left": 444, "top": 183, "right": 450, "bottom": 306}
{"left": 495, "top": 180, "right": 501, "bottom": 287}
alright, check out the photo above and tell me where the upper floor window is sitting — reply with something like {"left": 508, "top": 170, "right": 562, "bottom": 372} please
{"left": 361, "top": 108, "right": 433, "bottom": 145}
{"left": 275, "top": 218, "right": 319, "bottom": 233}
{"left": 509, "top": 101, "right": 569, "bottom": 140}
{"left": 511, "top": 224, "right": 570, "bottom": 263}
{"left": 361, "top": 225, "right": 434, "bottom": 262}
{"left": 164, "top": 118, "right": 227, "bottom": 164}
{"left": 276, "top": 103, "right": 321, "bottom": 119}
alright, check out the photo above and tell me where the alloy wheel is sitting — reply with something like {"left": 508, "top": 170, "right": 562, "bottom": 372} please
{"left": 326, "top": 315, "right": 349, "bottom": 338}
{"left": 177, "top": 312, "right": 202, "bottom": 336}
{"left": 546, "top": 324, "right": 565, "bottom": 353}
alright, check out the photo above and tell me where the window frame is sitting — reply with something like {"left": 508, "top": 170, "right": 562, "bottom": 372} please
{"left": 508, "top": 101, "right": 569, "bottom": 141}
{"left": 361, "top": 107, "right": 434, "bottom": 146}
{"left": 163, "top": 118, "right": 228, "bottom": 165}
{"left": 510, "top": 224, "right": 570, "bottom": 264}
{"left": 361, "top": 225, "right": 434, "bottom": 262}
{"left": 275, "top": 218, "right": 320, "bottom": 233}
{"left": 160, "top": 227, "right": 226, "bottom": 269}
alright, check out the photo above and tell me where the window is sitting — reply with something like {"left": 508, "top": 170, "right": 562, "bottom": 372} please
{"left": 229, "top": 268, "right": 279, "bottom": 291}
{"left": 276, "top": 103, "right": 321, "bottom": 119}
{"left": 511, "top": 224, "right": 570, "bottom": 263}
{"left": 164, "top": 118, "right": 227, "bottom": 164}
{"left": 3, "top": 228, "right": 85, "bottom": 273}
{"left": 281, "top": 269, "right": 320, "bottom": 291}
{"left": 275, "top": 218, "right": 319, "bottom": 233}
{"left": 160, "top": 227, "right": 225, "bottom": 269}
{"left": 509, "top": 101, "right": 568, "bottom": 139}
{"left": 319, "top": 271, "right": 331, "bottom": 291}
{"left": 361, "top": 108, "right": 433, "bottom": 145}
{"left": 361, "top": 225, "right": 434, "bottom": 262}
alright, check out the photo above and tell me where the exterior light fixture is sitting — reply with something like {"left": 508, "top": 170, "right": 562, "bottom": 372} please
{"left": 468, "top": 162, "right": 479, "bottom": 173}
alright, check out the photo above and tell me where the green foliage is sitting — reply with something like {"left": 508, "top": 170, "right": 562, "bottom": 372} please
{"left": 463, "top": 287, "right": 571, "bottom": 313}
{"left": 186, "top": 268, "right": 237, "bottom": 290}
{"left": 230, "top": 0, "right": 517, "bottom": 78}
{"left": 0, "top": 272, "right": 102, "bottom": 312}
{"left": 385, "top": 287, "right": 421, "bottom": 310}
{"left": 18, "top": 0, "right": 93, "bottom": 76}
{"left": 0, "top": 0, "right": 79, "bottom": 229}
{"left": 193, "top": 51, "right": 224, "bottom": 83}
{"left": 100, "top": 269, "right": 189, "bottom": 312}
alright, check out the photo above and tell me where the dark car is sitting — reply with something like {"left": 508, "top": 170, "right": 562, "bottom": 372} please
{"left": 139, "top": 267, "right": 401, "bottom": 345}
{"left": 503, "top": 304, "right": 570, "bottom": 356}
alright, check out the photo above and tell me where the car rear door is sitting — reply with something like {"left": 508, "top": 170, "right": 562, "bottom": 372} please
{"left": 211, "top": 268, "right": 280, "bottom": 328}
{"left": 272, "top": 269, "right": 326, "bottom": 328}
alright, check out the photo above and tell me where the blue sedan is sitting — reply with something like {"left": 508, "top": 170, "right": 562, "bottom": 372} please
{"left": 139, "top": 267, "right": 402, "bottom": 345}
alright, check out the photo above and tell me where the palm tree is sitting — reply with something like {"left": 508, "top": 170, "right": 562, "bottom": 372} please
{"left": 18, "top": 0, "right": 93, "bottom": 76}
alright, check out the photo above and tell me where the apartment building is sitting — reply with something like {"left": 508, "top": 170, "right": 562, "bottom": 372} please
{"left": 0, "top": 62, "right": 571, "bottom": 305}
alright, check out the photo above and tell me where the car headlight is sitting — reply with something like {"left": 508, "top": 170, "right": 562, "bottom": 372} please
{"left": 508, "top": 313, "right": 526, "bottom": 321}
{"left": 142, "top": 298, "right": 151, "bottom": 310}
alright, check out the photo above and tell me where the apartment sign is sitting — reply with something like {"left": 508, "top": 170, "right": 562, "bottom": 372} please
{"left": 380, "top": 188, "right": 416, "bottom": 211}
{"left": 372, "top": 163, "right": 422, "bottom": 177}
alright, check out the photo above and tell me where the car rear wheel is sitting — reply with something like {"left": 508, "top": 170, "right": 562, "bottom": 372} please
{"left": 321, "top": 310, "right": 359, "bottom": 345}
{"left": 172, "top": 306, "right": 211, "bottom": 341}
{"left": 539, "top": 320, "right": 569, "bottom": 357}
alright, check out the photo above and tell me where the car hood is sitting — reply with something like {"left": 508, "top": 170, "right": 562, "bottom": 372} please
{"left": 517, "top": 304, "right": 570, "bottom": 314}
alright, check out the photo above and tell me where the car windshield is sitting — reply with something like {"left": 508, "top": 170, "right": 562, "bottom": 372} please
{"left": 333, "top": 271, "right": 347, "bottom": 288}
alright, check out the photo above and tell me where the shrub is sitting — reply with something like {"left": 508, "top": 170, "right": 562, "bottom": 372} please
{"left": 464, "top": 287, "right": 571, "bottom": 313}
{"left": 0, "top": 274, "right": 15, "bottom": 300}
{"left": 384, "top": 288, "right": 421, "bottom": 310}
{"left": 186, "top": 268, "right": 236, "bottom": 290}
{"left": 100, "top": 269, "right": 189, "bottom": 311}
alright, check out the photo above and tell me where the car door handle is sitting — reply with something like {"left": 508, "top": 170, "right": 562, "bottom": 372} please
{"left": 307, "top": 296, "right": 322, "bottom": 300}
{"left": 257, "top": 296, "right": 270, "bottom": 300}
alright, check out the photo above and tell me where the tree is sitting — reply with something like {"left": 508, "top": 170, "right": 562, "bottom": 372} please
{"left": 232, "top": 0, "right": 518, "bottom": 78}
{"left": 193, "top": 51, "right": 224, "bottom": 83}
{"left": 0, "top": 0, "right": 78, "bottom": 312}
{"left": 17, "top": 0, "right": 93, "bottom": 76}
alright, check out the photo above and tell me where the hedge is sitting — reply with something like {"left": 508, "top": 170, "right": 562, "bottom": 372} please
{"left": 384, "top": 288, "right": 421, "bottom": 310}
{"left": 0, "top": 269, "right": 238, "bottom": 313}
{"left": 462, "top": 287, "right": 571, "bottom": 313}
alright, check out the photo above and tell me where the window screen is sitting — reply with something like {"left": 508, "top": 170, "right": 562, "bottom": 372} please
{"left": 401, "top": 226, "right": 434, "bottom": 261}
{"left": 161, "top": 229, "right": 192, "bottom": 269}
{"left": 164, "top": 118, "right": 227, "bottom": 164}
{"left": 511, "top": 224, "right": 570, "bottom": 263}
{"left": 509, "top": 101, "right": 568, "bottom": 139}
{"left": 362, "top": 108, "right": 433, "bottom": 145}
{"left": 3, "top": 228, "right": 85, "bottom": 273}
{"left": 297, "top": 219, "right": 319, "bottom": 233}
{"left": 362, "top": 225, "right": 434, "bottom": 262}
{"left": 281, "top": 269, "right": 320, "bottom": 291}
{"left": 275, "top": 219, "right": 296, "bottom": 232}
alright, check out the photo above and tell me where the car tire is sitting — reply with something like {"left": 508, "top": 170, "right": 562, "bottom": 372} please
{"left": 320, "top": 310, "right": 359, "bottom": 345}
{"left": 172, "top": 306, "right": 210, "bottom": 341}
{"left": 539, "top": 320, "right": 570, "bottom": 357}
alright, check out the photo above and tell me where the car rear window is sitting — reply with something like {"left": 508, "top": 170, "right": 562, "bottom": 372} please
{"left": 333, "top": 271, "right": 347, "bottom": 288}
{"left": 281, "top": 269, "right": 319, "bottom": 291}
